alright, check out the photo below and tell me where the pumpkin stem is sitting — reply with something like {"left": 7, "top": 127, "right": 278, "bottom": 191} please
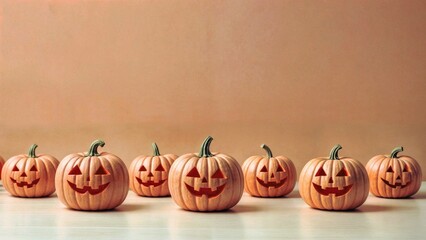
{"left": 390, "top": 146, "right": 403, "bottom": 158}
{"left": 87, "top": 140, "right": 105, "bottom": 157}
{"left": 329, "top": 144, "right": 342, "bottom": 160}
{"left": 28, "top": 144, "right": 38, "bottom": 158}
{"left": 261, "top": 144, "right": 273, "bottom": 158}
{"left": 198, "top": 136, "right": 214, "bottom": 158}
{"left": 152, "top": 142, "right": 161, "bottom": 156}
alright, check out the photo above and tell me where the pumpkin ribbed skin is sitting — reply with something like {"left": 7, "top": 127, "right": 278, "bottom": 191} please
{"left": 0, "top": 155, "right": 5, "bottom": 180}
{"left": 55, "top": 140, "right": 129, "bottom": 211}
{"left": 169, "top": 136, "right": 244, "bottom": 212}
{"left": 129, "top": 143, "right": 177, "bottom": 197}
{"left": 2, "top": 145, "right": 59, "bottom": 198}
{"left": 299, "top": 145, "right": 369, "bottom": 210}
{"left": 242, "top": 144, "right": 296, "bottom": 197}
{"left": 366, "top": 147, "right": 422, "bottom": 198}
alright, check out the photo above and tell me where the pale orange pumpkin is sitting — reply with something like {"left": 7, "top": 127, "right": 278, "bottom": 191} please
{"left": 55, "top": 140, "right": 129, "bottom": 211}
{"left": 366, "top": 146, "right": 422, "bottom": 198}
{"left": 299, "top": 144, "right": 369, "bottom": 210}
{"left": 2, "top": 144, "right": 59, "bottom": 197}
{"left": 129, "top": 143, "right": 177, "bottom": 197}
{"left": 0, "top": 155, "right": 4, "bottom": 180}
{"left": 242, "top": 144, "right": 297, "bottom": 197}
{"left": 168, "top": 136, "right": 244, "bottom": 212}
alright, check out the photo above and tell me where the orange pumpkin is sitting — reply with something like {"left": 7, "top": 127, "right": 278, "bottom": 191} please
{"left": 129, "top": 143, "right": 177, "bottom": 197}
{"left": 366, "top": 146, "right": 422, "bottom": 198}
{"left": 2, "top": 144, "right": 59, "bottom": 197}
{"left": 299, "top": 144, "right": 369, "bottom": 210}
{"left": 242, "top": 144, "right": 297, "bottom": 197}
{"left": 168, "top": 136, "right": 244, "bottom": 212}
{"left": 0, "top": 155, "right": 4, "bottom": 180}
{"left": 55, "top": 140, "right": 129, "bottom": 211}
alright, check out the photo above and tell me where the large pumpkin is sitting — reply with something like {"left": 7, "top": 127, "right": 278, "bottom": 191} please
{"left": 168, "top": 136, "right": 244, "bottom": 212}
{"left": 242, "top": 144, "right": 296, "bottom": 197}
{"left": 2, "top": 144, "right": 59, "bottom": 197}
{"left": 55, "top": 140, "right": 129, "bottom": 211}
{"left": 299, "top": 144, "right": 369, "bottom": 210}
{"left": 0, "top": 155, "right": 4, "bottom": 180}
{"left": 129, "top": 143, "right": 177, "bottom": 197}
{"left": 366, "top": 146, "right": 422, "bottom": 198}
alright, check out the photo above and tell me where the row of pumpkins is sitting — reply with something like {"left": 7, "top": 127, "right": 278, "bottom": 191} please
{"left": 0, "top": 136, "right": 422, "bottom": 212}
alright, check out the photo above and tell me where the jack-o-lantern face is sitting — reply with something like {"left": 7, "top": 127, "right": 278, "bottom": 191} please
{"left": 169, "top": 136, "right": 244, "bottom": 212}
{"left": 366, "top": 147, "right": 422, "bottom": 199}
{"left": 2, "top": 144, "right": 59, "bottom": 198}
{"left": 184, "top": 166, "right": 227, "bottom": 198}
{"left": 242, "top": 144, "right": 297, "bottom": 198}
{"left": 66, "top": 164, "right": 110, "bottom": 195}
{"left": 55, "top": 140, "right": 129, "bottom": 211}
{"left": 299, "top": 144, "right": 369, "bottom": 210}
{"left": 129, "top": 143, "right": 177, "bottom": 197}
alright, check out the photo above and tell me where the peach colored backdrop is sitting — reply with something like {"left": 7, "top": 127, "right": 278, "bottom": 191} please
{"left": 1, "top": 1, "right": 425, "bottom": 179}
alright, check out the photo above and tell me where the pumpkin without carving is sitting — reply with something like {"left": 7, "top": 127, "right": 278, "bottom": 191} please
{"left": 242, "top": 144, "right": 296, "bottom": 197}
{"left": 2, "top": 144, "right": 59, "bottom": 197}
{"left": 168, "top": 136, "right": 244, "bottom": 212}
{"left": 366, "top": 146, "right": 422, "bottom": 198}
{"left": 299, "top": 145, "right": 369, "bottom": 210}
{"left": 55, "top": 140, "right": 129, "bottom": 211}
{"left": 129, "top": 143, "right": 177, "bottom": 197}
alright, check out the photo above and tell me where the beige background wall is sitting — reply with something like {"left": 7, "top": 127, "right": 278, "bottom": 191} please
{"left": 1, "top": 0, "right": 425, "bottom": 179}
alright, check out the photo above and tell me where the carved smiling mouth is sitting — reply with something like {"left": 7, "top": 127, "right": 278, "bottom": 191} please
{"left": 10, "top": 177, "right": 40, "bottom": 188}
{"left": 184, "top": 183, "right": 226, "bottom": 198}
{"left": 312, "top": 183, "right": 353, "bottom": 197}
{"left": 256, "top": 177, "right": 287, "bottom": 188}
{"left": 135, "top": 177, "right": 166, "bottom": 187}
{"left": 381, "top": 178, "right": 410, "bottom": 189}
{"left": 67, "top": 180, "right": 110, "bottom": 195}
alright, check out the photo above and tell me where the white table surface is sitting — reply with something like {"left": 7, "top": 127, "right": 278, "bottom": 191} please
{"left": 0, "top": 182, "right": 425, "bottom": 239}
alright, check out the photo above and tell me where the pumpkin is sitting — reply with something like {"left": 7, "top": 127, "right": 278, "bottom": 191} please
{"left": 0, "top": 155, "right": 4, "bottom": 180}
{"left": 168, "top": 136, "right": 244, "bottom": 212}
{"left": 366, "top": 146, "right": 422, "bottom": 198}
{"left": 299, "top": 144, "right": 369, "bottom": 210}
{"left": 129, "top": 143, "right": 177, "bottom": 197}
{"left": 55, "top": 140, "right": 129, "bottom": 211}
{"left": 242, "top": 144, "right": 297, "bottom": 197}
{"left": 1, "top": 144, "right": 59, "bottom": 197}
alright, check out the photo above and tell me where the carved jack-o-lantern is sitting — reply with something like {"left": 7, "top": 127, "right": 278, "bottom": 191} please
{"left": 0, "top": 155, "right": 4, "bottom": 180}
{"left": 2, "top": 144, "right": 59, "bottom": 197}
{"left": 242, "top": 144, "right": 297, "bottom": 197}
{"left": 129, "top": 143, "right": 177, "bottom": 197}
{"left": 299, "top": 145, "right": 369, "bottom": 210}
{"left": 366, "top": 147, "right": 422, "bottom": 198}
{"left": 55, "top": 140, "right": 129, "bottom": 211}
{"left": 169, "top": 136, "right": 244, "bottom": 212}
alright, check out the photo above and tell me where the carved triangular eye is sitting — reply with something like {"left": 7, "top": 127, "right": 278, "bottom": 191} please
{"left": 260, "top": 166, "right": 268, "bottom": 172}
{"left": 336, "top": 168, "right": 349, "bottom": 177}
{"left": 155, "top": 164, "right": 165, "bottom": 171}
{"left": 403, "top": 165, "right": 409, "bottom": 172}
{"left": 187, "top": 167, "right": 201, "bottom": 178}
{"left": 211, "top": 169, "right": 225, "bottom": 178}
{"left": 276, "top": 165, "right": 284, "bottom": 172}
{"left": 30, "top": 165, "right": 38, "bottom": 171}
{"left": 387, "top": 166, "right": 394, "bottom": 173}
{"left": 69, "top": 165, "right": 82, "bottom": 175}
{"left": 139, "top": 165, "right": 147, "bottom": 171}
{"left": 12, "top": 165, "right": 19, "bottom": 171}
{"left": 95, "top": 165, "right": 109, "bottom": 175}
{"left": 315, "top": 167, "right": 327, "bottom": 176}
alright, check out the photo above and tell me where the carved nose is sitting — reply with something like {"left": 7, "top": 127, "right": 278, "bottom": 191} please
{"left": 202, "top": 177, "right": 208, "bottom": 183}
{"left": 148, "top": 172, "right": 154, "bottom": 177}
{"left": 21, "top": 172, "right": 27, "bottom": 177}
{"left": 86, "top": 176, "right": 90, "bottom": 181}
{"left": 328, "top": 177, "right": 334, "bottom": 184}
{"left": 271, "top": 173, "right": 275, "bottom": 178}
{"left": 396, "top": 176, "right": 401, "bottom": 180}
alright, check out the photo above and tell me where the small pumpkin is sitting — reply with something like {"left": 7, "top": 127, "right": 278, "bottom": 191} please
{"left": 168, "top": 136, "right": 244, "bottom": 212}
{"left": 2, "top": 144, "right": 59, "bottom": 197}
{"left": 129, "top": 143, "right": 177, "bottom": 197}
{"left": 0, "top": 155, "right": 5, "bottom": 180}
{"left": 55, "top": 140, "right": 129, "bottom": 211}
{"left": 299, "top": 144, "right": 369, "bottom": 210}
{"left": 242, "top": 144, "right": 297, "bottom": 197}
{"left": 366, "top": 146, "right": 422, "bottom": 198}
